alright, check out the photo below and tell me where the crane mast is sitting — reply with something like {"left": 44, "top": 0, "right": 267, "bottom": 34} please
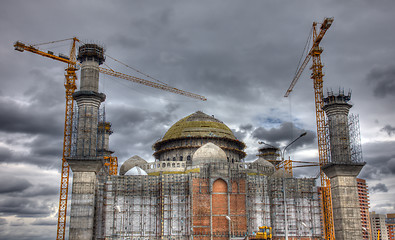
{"left": 14, "top": 39, "right": 206, "bottom": 240}
{"left": 284, "top": 18, "right": 335, "bottom": 240}
{"left": 57, "top": 37, "right": 78, "bottom": 240}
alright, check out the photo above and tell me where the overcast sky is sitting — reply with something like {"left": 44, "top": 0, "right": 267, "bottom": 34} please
{"left": 1, "top": 1, "right": 394, "bottom": 239}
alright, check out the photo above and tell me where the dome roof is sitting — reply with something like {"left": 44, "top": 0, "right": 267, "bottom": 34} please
{"left": 119, "top": 155, "right": 147, "bottom": 175}
{"left": 124, "top": 166, "right": 148, "bottom": 176}
{"left": 254, "top": 157, "right": 275, "bottom": 169}
{"left": 162, "top": 111, "right": 236, "bottom": 141}
{"left": 192, "top": 142, "right": 227, "bottom": 166}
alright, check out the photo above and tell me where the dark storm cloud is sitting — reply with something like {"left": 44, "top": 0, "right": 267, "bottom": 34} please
{"left": 0, "top": 138, "right": 62, "bottom": 169}
{"left": 240, "top": 124, "right": 253, "bottom": 131}
{"left": 0, "top": 94, "right": 63, "bottom": 137}
{"left": 107, "top": 103, "right": 179, "bottom": 162}
{"left": 371, "top": 183, "right": 389, "bottom": 193}
{"left": 359, "top": 141, "right": 395, "bottom": 180}
{"left": 0, "top": 197, "right": 53, "bottom": 217}
{"left": 252, "top": 122, "right": 315, "bottom": 149}
{"left": 367, "top": 65, "right": 395, "bottom": 98}
{"left": 0, "top": 67, "right": 65, "bottom": 156}
{"left": 232, "top": 124, "right": 254, "bottom": 141}
{"left": 10, "top": 219, "right": 24, "bottom": 226}
{"left": 0, "top": 175, "right": 32, "bottom": 194}
{"left": 7, "top": 183, "right": 59, "bottom": 198}
{"left": 31, "top": 218, "right": 57, "bottom": 226}
{"left": 381, "top": 124, "right": 395, "bottom": 136}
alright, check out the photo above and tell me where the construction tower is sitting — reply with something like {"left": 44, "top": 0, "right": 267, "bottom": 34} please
{"left": 321, "top": 91, "right": 365, "bottom": 240}
{"left": 66, "top": 44, "right": 106, "bottom": 240}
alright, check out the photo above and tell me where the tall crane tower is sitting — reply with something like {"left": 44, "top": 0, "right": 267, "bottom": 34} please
{"left": 14, "top": 38, "right": 206, "bottom": 240}
{"left": 284, "top": 17, "right": 335, "bottom": 239}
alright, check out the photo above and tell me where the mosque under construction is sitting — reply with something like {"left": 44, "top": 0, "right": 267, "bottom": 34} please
{"left": 65, "top": 43, "right": 365, "bottom": 240}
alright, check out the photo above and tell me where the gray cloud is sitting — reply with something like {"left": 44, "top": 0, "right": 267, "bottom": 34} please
{"left": 0, "top": 218, "right": 7, "bottom": 225}
{"left": 0, "top": 197, "right": 53, "bottom": 218}
{"left": 359, "top": 141, "right": 395, "bottom": 180}
{"left": 367, "top": 65, "right": 395, "bottom": 98}
{"left": 10, "top": 219, "right": 24, "bottom": 226}
{"left": 371, "top": 183, "right": 389, "bottom": 193}
{"left": 0, "top": 176, "right": 32, "bottom": 194}
{"left": 31, "top": 218, "right": 57, "bottom": 226}
{"left": 0, "top": 96, "right": 62, "bottom": 136}
{"left": 381, "top": 124, "right": 395, "bottom": 136}
{"left": 252, "top": 121, "right": 315, "bottom": 150}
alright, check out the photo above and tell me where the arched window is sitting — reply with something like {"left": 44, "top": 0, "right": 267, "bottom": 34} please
{"left": 173, "top": 157, "right": 176, "bottom": 161}
{"left": 187, "top": 155, "right": 191, "bottom": 161}
{"left": 180, "top": 156, "right": 183, "bottom": 161}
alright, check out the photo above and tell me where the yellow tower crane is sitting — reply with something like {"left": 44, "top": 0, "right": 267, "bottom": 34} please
{"left": 13, "top": 38, "right": 206, "bottom": 240}
{"left": 284, "top": 17, "right": 335, "bottom": 239}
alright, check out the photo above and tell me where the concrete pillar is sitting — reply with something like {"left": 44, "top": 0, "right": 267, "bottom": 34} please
{"left": 67, "top": 43, "right": 106, "bottom": 240}
{"left": 322, "top": 164, "right": 364, "bottom": 240}
{"left": 322, "top": 91, "right": 365, "bottom": 240}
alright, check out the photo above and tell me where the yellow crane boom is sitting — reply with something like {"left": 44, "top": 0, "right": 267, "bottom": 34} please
{"left": 283, "top": 17, "right": 335, "bottom": 240}
{"left": 13, "top": 39, "right": 206, "bottom": 240}
{"left": 14, "top": 41, "right": 207, "bottom": 101}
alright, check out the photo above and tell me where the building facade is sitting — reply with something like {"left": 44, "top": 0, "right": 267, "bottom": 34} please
{"left": 357, "top": 178, "right": 371, "bottom": 240}
{"left": 370, "top": 212, "right": 389, "bottom": 240}
{"left": 96, "top": 111, "right": 322, "bottom": 239}
{"left": 387, "top": 214, "right": 395, "bottom": 240}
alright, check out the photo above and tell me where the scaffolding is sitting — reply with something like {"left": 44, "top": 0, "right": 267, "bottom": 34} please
{"left": 101, "top": 175, "right": 191, "bottom": 239}
{"left": 96, "top": 162, "right": 322, "bottom": 240}
{"left": 349, "top": 114, "right": 363, "bottom": 164}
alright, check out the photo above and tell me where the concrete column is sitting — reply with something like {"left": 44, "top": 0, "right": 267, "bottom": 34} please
{"left": 322, "top": 164, "right": 364, "bottom": 240}
{"left": 67, "top": 44, "right": 106, "bottom": 240}
{"left": 74, "top": 93, "right": 105, "bottom": 157}
{"left": 322, "top": 91, "right": 365, "bottom": 240}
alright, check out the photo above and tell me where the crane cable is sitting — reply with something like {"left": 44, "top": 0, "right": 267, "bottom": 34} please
{"left": 294, "top": 27, "right": 313, "bottom": 76}
{"left": 104, "top": 54, "right": 169, "bottom": 86}
{"left": 31, "top": 38, "right": 170, "bottom": 87}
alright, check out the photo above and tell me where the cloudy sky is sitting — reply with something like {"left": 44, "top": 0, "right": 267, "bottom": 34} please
{"left": 1, "top": 1, "right": 394, "bottom": 239}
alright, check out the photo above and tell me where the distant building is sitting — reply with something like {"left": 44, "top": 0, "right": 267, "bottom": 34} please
{"left": 357, "top": 178, "right": 371, "bottom": 240}
{"left": 387, "top": 213, "right": 395, "bottom": 240}
{"left": 370, "top": 211, "right": 389, "bottom": 240}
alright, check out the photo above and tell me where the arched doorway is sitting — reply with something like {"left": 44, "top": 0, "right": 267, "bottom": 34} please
{"left": 212, "top": 179, "right": 229, "bottom": 238}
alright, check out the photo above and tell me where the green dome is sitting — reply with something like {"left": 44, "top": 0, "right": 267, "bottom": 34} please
{"left": 162, "top": 111, "right": 236, "bottom": 141}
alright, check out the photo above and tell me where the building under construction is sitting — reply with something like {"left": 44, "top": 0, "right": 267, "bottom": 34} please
{"left": 89, "top": 111, "right": 322, "bottom": 240}
{"left": 65, "top": 43, "right": 365, "bottom": 240}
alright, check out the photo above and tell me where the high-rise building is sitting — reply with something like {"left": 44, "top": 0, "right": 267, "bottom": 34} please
{"left": 357, "top": 178, "right": 371, "bottom": 240}
{"left": 370, "top": 211, "right": 389, "bottom": 240}
{"left": 387, "top": 213, "right": 395, "bottom": 240}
